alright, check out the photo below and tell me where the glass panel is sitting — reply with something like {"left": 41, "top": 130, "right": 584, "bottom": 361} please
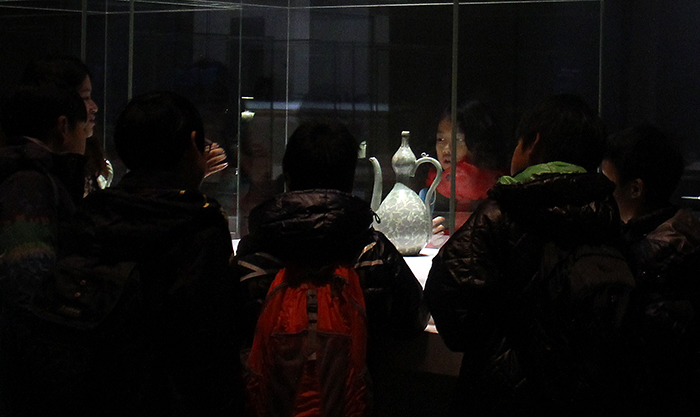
{"left": 440, "top": 0, "right": 602, "bottom": 232}
{"left": 237, "top": 4, "right": 288, "bottom": 235}
{"left": 112, "top": 3, "right": 243, "bottom": 235}
{"left": 213, "top": 0, "right": 461, "bottom": 237}
{"left": 278, "top": 0, "right": 603, "bottom": 240}
{"left": 0, "top": 0, "right": 605, "bottom": 240}
{"left": 0, "top": 0, "right": 83, "bottom": 11}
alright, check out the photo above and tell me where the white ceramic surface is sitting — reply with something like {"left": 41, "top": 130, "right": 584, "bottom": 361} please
{"left": 375, "top": 183, "right": 432, "bottom": 256}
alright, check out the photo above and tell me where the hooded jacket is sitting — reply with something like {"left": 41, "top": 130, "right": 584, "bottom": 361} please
{"left": 234, "top": 189, "right": 428, "bottom": 345}
{"left": 425, "top": 168, "right": 625, "bottom": 416}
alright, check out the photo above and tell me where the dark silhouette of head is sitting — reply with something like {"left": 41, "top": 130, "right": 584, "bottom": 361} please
{"left": 114, "top": 91, "right": 205, "bottom": 173}
{"left": 516, "top": 94, "right": 605, "bottom": 172}
{"left": 604, "top": 124, "right": 684, "bottom": 210}
{"left": 283, "top": 119, "right": 358, "bottom": 193}
{"left": 0, "top": 82, "right": 86, "bottom": 145}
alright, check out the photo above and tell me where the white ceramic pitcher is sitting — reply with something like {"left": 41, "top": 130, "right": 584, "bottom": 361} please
{"left": 369, "top": 131, "right": 442, "bottom": 256}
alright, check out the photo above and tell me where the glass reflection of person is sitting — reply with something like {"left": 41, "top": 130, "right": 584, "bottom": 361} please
{"left": 423, "top": 100, "right": 510, "bottom": 235}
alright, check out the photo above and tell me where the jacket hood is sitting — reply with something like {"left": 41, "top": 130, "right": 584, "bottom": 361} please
{"left": 240, "top": 189, "right": 374, "bottom": 267}
{"left": 71, "top": 170, "right": 225, "bottom": 260}
{"left": 0, "top": 138, "right": 52, "bottom": 177}
{"left": 489, "top": 172, "right": 620, "bottom": 243}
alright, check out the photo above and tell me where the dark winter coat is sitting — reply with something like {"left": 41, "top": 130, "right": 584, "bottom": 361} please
{"left": 621, "top": 206, "right": 700, "bottom": 415}
{"left": 5, "top": 169, "right": 244, "bottom": 416}
{"left": 425, "top": 172, "right": 627, "bottom": 416}
{"left": 0, "top": 137, "right": 85, "bottom": 309}
{"left": 0, "top": 137, "right": 86, "bottom": 415}
{"left": 233, "top": 189, "right": 429, "bottom": 346}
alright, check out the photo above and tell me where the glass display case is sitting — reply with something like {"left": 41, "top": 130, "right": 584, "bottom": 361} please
{"left": 0, "top": 0, "right": 605, "bottom": 239}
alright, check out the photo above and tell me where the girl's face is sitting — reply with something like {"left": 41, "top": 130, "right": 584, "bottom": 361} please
{"left": 78, "top": 75, "right": 98, "bottom": 138}
{"left": 436, "top": 117, "right": 470, "bottom": 171}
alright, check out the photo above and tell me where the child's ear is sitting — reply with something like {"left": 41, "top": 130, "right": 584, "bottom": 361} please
{"left": 195, "top": 131, "right": 208, "bottom": 152}
{"left": 189, "top": 131, "right": 206, "bottom": 164}
{"left": 178, "top": 130, "right": 207, "bottom": 188}
{"left": 628, "top": 178, "right": 645, "bottom": 200}
{"left": 52, "top": 115, "right": 71, "bottom": 151}
{"left": 189, "top": 130, "right": 199, "bottom": 151}
{"left": 527, "top": 133, "right": 543, "bottom": 164}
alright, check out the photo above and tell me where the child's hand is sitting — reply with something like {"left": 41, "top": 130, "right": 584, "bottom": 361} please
{"left": 204, "top": 141, "right": 228, "bottom": 177}
{"left": 432, "top": 216, "right": 446, "bottom": 235}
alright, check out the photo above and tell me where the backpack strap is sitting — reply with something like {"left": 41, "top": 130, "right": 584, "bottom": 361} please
{"left": 306, "top": 288, "right": 319, "bottom": 361}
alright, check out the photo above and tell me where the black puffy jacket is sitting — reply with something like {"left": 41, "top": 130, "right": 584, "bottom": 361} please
{"left": 621, "top": 206, "right": 700, "bottom": 415}
{"left": 5, "top": 170, "right": 244, "bottom": 416}
{"left": 233, "top": 189, "right": 429, "bottom": 345}
{"left": 425, "top": 172, "right": 626, "bottom": 416}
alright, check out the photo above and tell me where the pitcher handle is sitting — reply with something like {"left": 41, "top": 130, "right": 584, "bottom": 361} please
{"left": 412, "top": 155, "right": 442, "bottom": 216}
{"left": 368, "top": 157, "right": 383, "bottom": 214}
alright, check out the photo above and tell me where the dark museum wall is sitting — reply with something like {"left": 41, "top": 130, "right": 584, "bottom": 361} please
{"left": 1, "top": 0, "right": 699, "bottom": 169}
{"left": 603, "top": 0, "right": 700, "bottom": 161}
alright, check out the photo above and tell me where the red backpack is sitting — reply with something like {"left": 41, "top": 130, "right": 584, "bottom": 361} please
{"left": 245, "top": 264, "right": 370, "bottom": 417}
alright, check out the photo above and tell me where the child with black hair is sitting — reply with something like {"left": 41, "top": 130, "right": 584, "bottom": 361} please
{"left": 425, "top": 100, "right": 510, "bottom": 237}
{"left": 6, "top": 91, "right": 244, "bottom": 416}
{"left": 236, "top": 119, "right": 427, "bottom": 339}
{"left": 602, "top": 125, "right": 686, "bottom": 223}
{"left": 425, "top": 94, "right": 630, "bottom": 416}
{"left": 427, "top": 100, "right": 509, "bottom": 212}
{"left": 0, "top": 83, "right": 88, "bottom": 301}
{"left": 21, "top": 55, "right": 111, "bottom": 195}
{"left": 234, "top": 119, "right": 428, "bottom": 416}
{"left": 0, "top": 82, "right": 89, "bottom": 414}
{"left": 602, "top": 125, "right": 700, "bottom": 416}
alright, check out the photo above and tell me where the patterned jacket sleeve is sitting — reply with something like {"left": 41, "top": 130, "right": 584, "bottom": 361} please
{"left": 232, "top": 238, "right": 285, "bottom": 347}
{"left": 0, "top": 170, "right": 61, "bottom": 308}
{"left": 424, "top": 199, "right": 512, "bottom": 352}
{"left": 355, "top": 230, "right": 429, "bottom": 339}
